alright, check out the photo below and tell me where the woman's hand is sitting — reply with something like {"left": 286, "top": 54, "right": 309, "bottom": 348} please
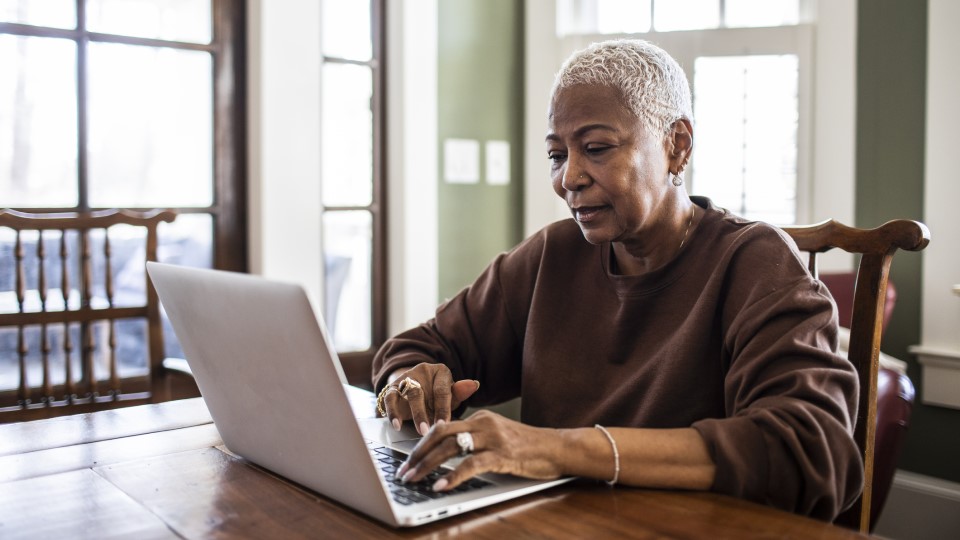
{"left": 379, "top": 363, "right": 480, "bottom": 435}
{"left": 396, "top": 410, "right": 566, "bottom": 491}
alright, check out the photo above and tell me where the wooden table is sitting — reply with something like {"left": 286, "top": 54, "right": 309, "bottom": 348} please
{"left": 0, "top": 389, "right": 870, "bottom": 539}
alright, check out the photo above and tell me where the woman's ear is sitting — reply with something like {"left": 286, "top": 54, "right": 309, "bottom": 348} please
{"left": 668, "top": 119, "right": 694, "bottom": 174}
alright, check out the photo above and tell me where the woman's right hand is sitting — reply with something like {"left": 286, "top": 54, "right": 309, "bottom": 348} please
{"left": 379, "top": 363, "right": 480, "bottom": 435}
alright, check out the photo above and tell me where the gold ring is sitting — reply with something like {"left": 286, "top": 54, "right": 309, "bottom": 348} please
{"left": 376, "top": 385, "right": 399, "bottom": 417}
{"left": 397, "top": 376, "right": 422, "bottom": 399}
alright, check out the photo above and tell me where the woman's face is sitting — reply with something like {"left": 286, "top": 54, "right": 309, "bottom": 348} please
{"left": 546, "top": 84, "right": 683, "bottom": 246}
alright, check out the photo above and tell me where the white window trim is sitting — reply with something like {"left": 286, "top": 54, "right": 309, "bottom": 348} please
{"left": 917, "top": 0, "right": 960, "bottom": 404}
{"left": 248, "top": 0, "right": 441, "bottom": 335}
{"left": 386, "top": 0, "right": 440, "bottom": 334}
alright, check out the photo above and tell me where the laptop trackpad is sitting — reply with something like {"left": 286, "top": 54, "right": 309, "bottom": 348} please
{"left": 358, "top": 417, "right": 421, "bottom": 446}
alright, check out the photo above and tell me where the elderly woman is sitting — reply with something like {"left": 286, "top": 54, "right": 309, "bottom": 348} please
{"left": 373, "top": 39, "right": 862, "bottom": 520}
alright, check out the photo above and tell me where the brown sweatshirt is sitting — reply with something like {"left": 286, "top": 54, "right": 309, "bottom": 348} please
{"left": 372, "top": 196, "right": 864, "bottom": 521}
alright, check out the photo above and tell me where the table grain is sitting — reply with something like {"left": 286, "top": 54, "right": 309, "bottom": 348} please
{"left": 0, "top": 392, "right": 872, "bottom": 539}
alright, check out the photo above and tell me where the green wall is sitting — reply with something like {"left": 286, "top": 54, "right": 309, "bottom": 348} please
{"left": 857, "top": 0, "right": 960, "bottom": 483}
{"left": 437, "top": 0, "right": 525, "bottom": 300}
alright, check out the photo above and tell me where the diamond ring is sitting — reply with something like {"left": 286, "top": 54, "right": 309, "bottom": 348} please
{"left": 456, "top": 432, "right": 474, "bottom": 456}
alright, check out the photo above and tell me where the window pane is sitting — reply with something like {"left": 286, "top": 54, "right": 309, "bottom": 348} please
{"left": 596, "top": 0, "right": 651, "bottom": 34}
{"left": 86, "top": 0, "right": 212, "bottom": 44}
{"left": 725, "top": 0, "right": 798, "bottom": 28}
{"left": 321, "top": 64, "right": 373, "bottom": 207}
{"left": 0, "top": 0, "right": 75, "bottom": 28}
{"left": 654, "top": 0, "right": 719, "bottom": 31}
{"left": 692, "top": 55, "right": 798, "bottom": 224}
{"left": 87, "top": 43, "right": 213, "bottom": 208}
{"left": 0, "top": 36, "right": 77, "bottom": 207}
{"left": 157, "top": 213, "right": 213, "bottom": 269}
{"left": 321, "top": 0, "right": 371, "bottom": 61}
{"left": 323, "top": 211, "right": 372, "bottom": 352}
{"left": 157, "top": 213, "right": 213, "bottom": 359}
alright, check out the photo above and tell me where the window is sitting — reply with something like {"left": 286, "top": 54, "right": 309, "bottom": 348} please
{"left": 558, "top": 0, "right": 800, "bottom": 35}
{"left": 1, "top": 1, "right": 245, "bottom": 386}
{"left": 556, "top": 0, "right": 811, "bottom": 225}
{"left": 320, "top": 0, "right": 386, "bottom": 372}
{"left": 693, "top": 55, "right": 799, "bottom": 223}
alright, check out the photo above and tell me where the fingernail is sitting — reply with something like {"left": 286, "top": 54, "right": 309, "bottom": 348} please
{"left": 401, "top": 467, "right": 417, "bottom": 484}
{"left": 473, "top": 380, "right": 481, "bottom": 391}
{"left": 432, "top": 478, "right": 448, "bottom": 492}
{"left": 436, "top": 419, "right": 446, "bottom": 426}
{"left": 419, "top": 422, "right": 429, "bottom": 435}
{"left": 392, "top": 418, "right": 401, "bottom": 431}
{"left": 397, "top": 461, "right": 409, "bottom": 477}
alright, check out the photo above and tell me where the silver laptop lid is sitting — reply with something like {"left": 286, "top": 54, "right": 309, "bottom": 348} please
{"left": 146, "top": 262, "right": 396, "bottom": 525}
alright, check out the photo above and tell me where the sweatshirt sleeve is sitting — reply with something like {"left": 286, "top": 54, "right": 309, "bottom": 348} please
{"left": 371, "top": 233, "right": 544, "bottom": 406}
{"left": 691, "top": 227, "right": 864, "bottom": 521}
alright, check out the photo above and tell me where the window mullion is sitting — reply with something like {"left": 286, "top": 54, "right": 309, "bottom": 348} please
{"left": 76, "top": 0, "right": 89, "bottom": 211}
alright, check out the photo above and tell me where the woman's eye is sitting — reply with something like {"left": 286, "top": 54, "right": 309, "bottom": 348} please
{"left": 547, "top": 152, "right": 566, "bottom": 163}
{"left": 585, "top": 145, "right": 611, "bottom": 155}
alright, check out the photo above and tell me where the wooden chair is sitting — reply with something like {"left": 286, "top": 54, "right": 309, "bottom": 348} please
{"left": 820, "top": 271, "right": 915, "bottom": 530}
{"left": 781, "top": 219, "right": 930, "bottom": 533}
{"left": 0, "top": 208, "right": 197, "bottom": 422}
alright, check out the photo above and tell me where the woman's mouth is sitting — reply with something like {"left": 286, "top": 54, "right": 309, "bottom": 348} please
{"left": 572, "top": 205, "right": 607, "bottom": 223}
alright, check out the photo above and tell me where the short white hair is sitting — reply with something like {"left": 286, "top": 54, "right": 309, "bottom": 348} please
{"left": 552, "top": 39, "right": 693, "bottom": 136}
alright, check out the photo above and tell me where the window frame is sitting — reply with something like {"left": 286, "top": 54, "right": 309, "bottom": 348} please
{"left": 323, "top": 0, "right": 387, "bottom": 387}
{"left": 0, "top": 0, "right": 247, "bottom": 271}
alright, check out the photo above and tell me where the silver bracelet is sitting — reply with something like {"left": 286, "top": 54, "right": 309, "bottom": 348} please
{"left": 594, "top": 424, "right": 620, "bottom": 486}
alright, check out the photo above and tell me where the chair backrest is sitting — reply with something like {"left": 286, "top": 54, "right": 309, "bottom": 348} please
{"left": 820, "top": 272, "right": 898, "bottom": 333}
{"left": 781, "top": 219, "right": 930, "bottom": 533}
{"left": 819, "top": 271, "right": 914, "bottom": 530}
{"left": 0, "top": 209, "right": 177, "bottom": 422}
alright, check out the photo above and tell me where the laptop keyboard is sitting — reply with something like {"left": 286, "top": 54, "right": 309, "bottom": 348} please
{"left": 369, "top": 445, "right": 492, "bottom": 506}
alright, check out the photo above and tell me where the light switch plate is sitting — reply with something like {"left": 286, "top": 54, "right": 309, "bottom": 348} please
{"left": 444, "top": 138, "right": 480, "bottom": 184}
{"left": 485, "top": 140, "right": 510, "bottom": 185}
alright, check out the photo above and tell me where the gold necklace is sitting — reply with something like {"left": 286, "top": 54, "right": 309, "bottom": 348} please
{"left": 677, "top": 206, "right": 695, "bottom": 252}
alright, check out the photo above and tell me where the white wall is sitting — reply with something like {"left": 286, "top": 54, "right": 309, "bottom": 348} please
{"left": 386, "top": 1, "right": 440, "bottom": 335}
{"left": 246, "top": 0, "right": 324, "bottom": 312}
{"left": 810, "top": 0, "right": 856, "bottom": 271}
{"left": 920, "top": 0, "right": 960, "bottom": 353}
{"left": 910, "top": 0, "right": 960, "bottom": 409}
{"left": 524, "top": 0, "right": 569, "bottom": 236}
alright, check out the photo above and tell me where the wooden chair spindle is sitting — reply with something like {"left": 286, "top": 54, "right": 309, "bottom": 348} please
{"left": 104, "top": 229, "right": 119, "bottom": 397}
{"left": 61, "top": 232, "right": 75, "bottom": 401}
{"left": 79, "top": 229, "right": 96, "bottom": 397}
{"left": 37, "top": 231, "right": 53, "bottom": 402}
{"left": 14, "top": 230, "right": 28, "bottom": 405}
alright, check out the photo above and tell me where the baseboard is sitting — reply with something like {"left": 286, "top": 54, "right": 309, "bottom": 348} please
{"left": 873, "top": 469, "right": 960, "bottom": 539}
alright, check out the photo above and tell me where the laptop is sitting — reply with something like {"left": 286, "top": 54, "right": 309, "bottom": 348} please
{"left": 146, "top": 262, "right": 571, "bottom": 527}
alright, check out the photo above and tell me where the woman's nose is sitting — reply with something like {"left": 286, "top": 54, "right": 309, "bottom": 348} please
{"left": 561, "top": 168, "right": 590, "bottom": 192}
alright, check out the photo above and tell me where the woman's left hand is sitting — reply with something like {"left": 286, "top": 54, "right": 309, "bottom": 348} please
{"left": 397, "top": 410, "right": 566, "bottom": 491}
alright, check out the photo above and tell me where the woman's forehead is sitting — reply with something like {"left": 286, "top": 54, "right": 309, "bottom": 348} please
{"left": 548, "top": 84, "right": 636, "bottom": 134}
{"left": 550, "top": 84, "right": 625, "bottom": 114}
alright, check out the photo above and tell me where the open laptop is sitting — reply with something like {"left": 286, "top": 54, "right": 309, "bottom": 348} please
{"left": 146, "top": 262, "right": 571, "bottom": 527}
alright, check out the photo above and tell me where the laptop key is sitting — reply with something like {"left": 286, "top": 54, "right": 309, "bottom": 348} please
{"left": 373, "top": 447, "right": 408, "bottom": 460}
{"left": 374, "top": 446, "right": 493, "bottom": 506}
